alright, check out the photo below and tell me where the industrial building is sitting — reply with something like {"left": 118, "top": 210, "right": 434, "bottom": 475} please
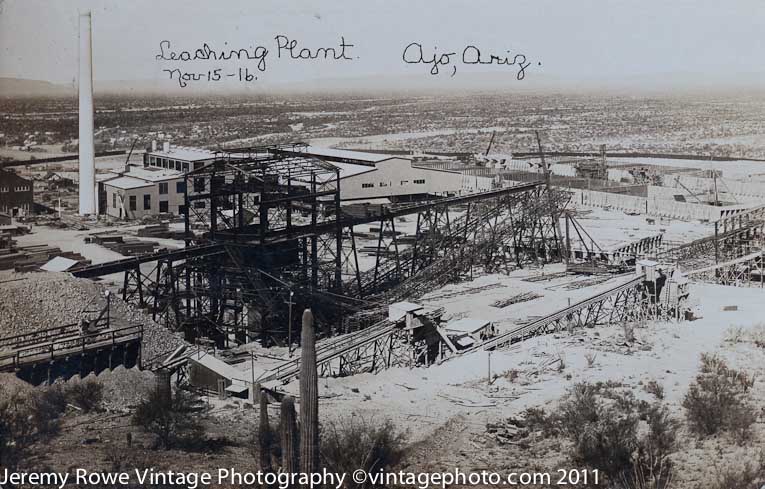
{"left": 276, "top": 146, "right": 463, "bottom": 201}
{"left": 102, "top": 166, "right": 186, "bottom": 219}
{"left": 143, "top": 142, "right": 218, "bottom": 172}
{"left": 0, "top": 169, "right": 34, "bottom": 217}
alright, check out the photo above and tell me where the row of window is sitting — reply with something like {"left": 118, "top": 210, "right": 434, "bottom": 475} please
{"left": 360, "top": 179, "right": 426, "bottom": 189}
{"left": 112, "top": 193, "right": 170, "bottom": 213}
{"left": 149, "top": 156, "right": 190, "bottom": 172}
{"left": 0, "top": 186, "right": 30, "bottom": 193}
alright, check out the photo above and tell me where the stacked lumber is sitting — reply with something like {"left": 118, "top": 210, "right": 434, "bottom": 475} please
{"left": 87, "top": 232, "right": 164, "bottom": 257}
{"left": 136, "top": 223, "right": 185, "bottom": 240}
{"left": 0, "top": 243, "right": 91, "bottom": 272}
{"left": 100, "top": 238, "right": 162, "bottom": 257}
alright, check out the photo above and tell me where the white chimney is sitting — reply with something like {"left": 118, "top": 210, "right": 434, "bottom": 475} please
{"left": 163, "top": 141, "right": 170, "bottom": 153}
{"left": 78, "top": 11, "right": 96, "bottom": 216}
{"left": 151, "top": 140, "right": 157, "bottom": 152}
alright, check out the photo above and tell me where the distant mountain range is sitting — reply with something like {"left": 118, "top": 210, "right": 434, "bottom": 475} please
{"left": 0, "top": 78, "right": 75, "bottom": 97}
{"left": 3, "top": 72, "right": 765, "bottom": 98}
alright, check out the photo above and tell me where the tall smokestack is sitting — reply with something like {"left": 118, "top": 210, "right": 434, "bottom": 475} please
{"left": 78, "top": 11, "right": 96, "bottom": 216}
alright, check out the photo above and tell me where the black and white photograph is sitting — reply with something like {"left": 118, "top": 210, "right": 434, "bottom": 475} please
{"left": 1, "top": 1, "right": 765, "bottom": 487}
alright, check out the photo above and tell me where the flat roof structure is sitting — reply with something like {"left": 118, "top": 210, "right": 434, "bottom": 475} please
{"left": 147, "top": 146, "right": 218, "bottom": 162}
{"left": 102, "top": 176, "right": 152, "bottom": 190}
{"left": 285, "top": 145, "right": 394, "bottom": 165}
{"left": 124, "top": 165, "right": 183, "bottom": 182}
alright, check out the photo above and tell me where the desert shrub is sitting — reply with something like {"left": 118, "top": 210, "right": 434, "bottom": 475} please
{"left": 64, "top": 380, "right": 104, "bottom": 413}
{"left": 620, "top": 404, "right": 678, "bottom": 488}
{"left": 0, "top": 388, "right": 36, "bottom": 470}
{"left": 585, "top": 352, "right": 598, "bottom": 368}
{"left": 28, "top": 385, "right": 68, "bottom": 436}
{"left": 321, "top": 417, "right": 407, "bottom": 487}
{"left": 643, "top": 380, "right": 665, "bottom": 400}
{"left": 559, "top": 384, "right": 639, "bottom": 478}
{"left": 682, "top": 354, "right": 756, "bottom": 441}
{"left": 711, "top": 453, "right": 765, "bottom": 489}
{"left": 522, "top": 383, "right": 679, "bottom": 484}
{"left": 497, "top": 369, "right": 520, "bottom": 382}
{"left": 132, "top": 388, "right": 204, "bottom": 449}
{"left": 522, "top": 406, "right": 558, "bottom": 437}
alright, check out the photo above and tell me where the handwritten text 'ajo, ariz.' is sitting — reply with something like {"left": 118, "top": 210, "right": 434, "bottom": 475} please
{"left": 402, "top": 42, "right": 537, "bottom": 80}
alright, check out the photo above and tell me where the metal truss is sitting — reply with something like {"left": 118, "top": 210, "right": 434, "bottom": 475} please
{"left": 686, "top": 250, "right": 765, "bottom": 287}
{"left": 480, "top": 273, "right": 687, "bottom": 351}
{"left": 655, "top": 205, "right": 765, "bottom": 269}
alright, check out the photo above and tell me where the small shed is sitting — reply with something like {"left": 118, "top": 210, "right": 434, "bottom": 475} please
{"left": 442, "top": 318, "right": 496, "bottom": 349}
{"left": 388, "top": 301, "right": 424, "bottom": 329}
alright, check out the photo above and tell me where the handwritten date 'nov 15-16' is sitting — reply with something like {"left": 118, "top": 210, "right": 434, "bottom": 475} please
{"left": 402, "top": 42, "right": 538, "bottom": 80}
{"left": 156, "top": 36, "right": 355, "bottom": 88}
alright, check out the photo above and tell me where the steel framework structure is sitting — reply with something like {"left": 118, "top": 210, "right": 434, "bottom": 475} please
{"left": 686, "top": 250, "right": 765, "bottom": 287}
{"left": 75, "top": 145, "right": 568, "bottom": 347}
{"left": 480, "top": 272, "right": 687, "bottom": 351}
{"left": 655, "top": 205, "right": 765, "bottom": 269}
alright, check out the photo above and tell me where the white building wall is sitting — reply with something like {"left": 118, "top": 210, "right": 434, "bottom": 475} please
{"left": 104, "top": 177, "right": 185, "bottom": 219}
{"left": 331, "top": 158, "right": 462, "bottom": 200}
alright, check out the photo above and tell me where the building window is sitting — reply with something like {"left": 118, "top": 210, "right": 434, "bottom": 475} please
{"left": 143, "top": 194, "right": 151, "bottom": 210}
{"left": 361, "top": 183, "right": 374, "bottom": 189}
{"left": 159, "top": 182, "right": 168, "bottom": 194}
{"left": 194, "top": 178, "right": 206, "bottom": 192}
{"left": 194, "top": 161, "right": 205, "bottom": 170}
{"left": 112, "top": 193, "right": 116, "bottom": 208}
{"left": 150, "top": 156, "right": 156, "bottom": 166}
{"left": 175, "top": 161, "right": 182, "bottom": 171}
{"left": 193, "top": 201, "right": 206, "bottom": 209}
{"left": 414, "top": 179, "right": 425, "bottom": 184}
{"left": 178, "top": 205, "right": 186, "bottom": 215}
{"left": 182, "top": 163, "right": 189, "bottom": 172}
{"left": 176, "top": 181, "right": 186, "bottom": 193}
{"left": 129, "top": 195, "right": 136, "bottom": 211}
{"left": 159, "top": 201, "right": 169, "bottom": 213}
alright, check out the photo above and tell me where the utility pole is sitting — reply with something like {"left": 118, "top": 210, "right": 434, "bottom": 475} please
{"left": 536, "top": 130, "right": 565, "bottom": 261}
{"left": 287, "top": 290, "right": 294, "bottom": 357}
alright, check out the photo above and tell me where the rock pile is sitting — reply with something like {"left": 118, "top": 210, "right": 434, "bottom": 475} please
{"left": 0, "top": 270, "right": 187, "bottom": 362}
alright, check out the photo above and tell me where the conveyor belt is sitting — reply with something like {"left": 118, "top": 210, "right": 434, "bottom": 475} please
{"left": 480, "top": 275, "right": 645, "bottom": 351}
{"left": 71, "top": 243, "right": 226, "bottom": 278}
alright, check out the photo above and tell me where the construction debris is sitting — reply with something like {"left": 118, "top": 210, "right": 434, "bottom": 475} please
{"left": 486, "top": 418, "right": 528, "bottom": 444}
{"left": 490, "top": 292, "right": 542, "bottom": 308}
{"left": 522, "top": 271, "right": 569, "bottom": 282}
{"left": 425, "top": 282, "right": 505, "bottom": 301}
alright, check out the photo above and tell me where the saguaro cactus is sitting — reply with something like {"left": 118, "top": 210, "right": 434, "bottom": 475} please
{"left": 299, "top": 309, "right": 319, "bottom": 475}
{"left": 280, "top": 395, "right": 299, "bottom": 474}
{"left": 258, "top": 392, "right": 272, "bottom": 472}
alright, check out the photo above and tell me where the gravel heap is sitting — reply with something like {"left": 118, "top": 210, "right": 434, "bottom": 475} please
{"left": 0, "top": 270, "right": 187, "bottom": 363}
{"left": 81, "top": 366, "right": 157, "bottom": 410}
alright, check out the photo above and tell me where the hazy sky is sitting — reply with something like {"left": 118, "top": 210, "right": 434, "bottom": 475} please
{"left": 1, "top": 0, "right": 764, "bottom": 91}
